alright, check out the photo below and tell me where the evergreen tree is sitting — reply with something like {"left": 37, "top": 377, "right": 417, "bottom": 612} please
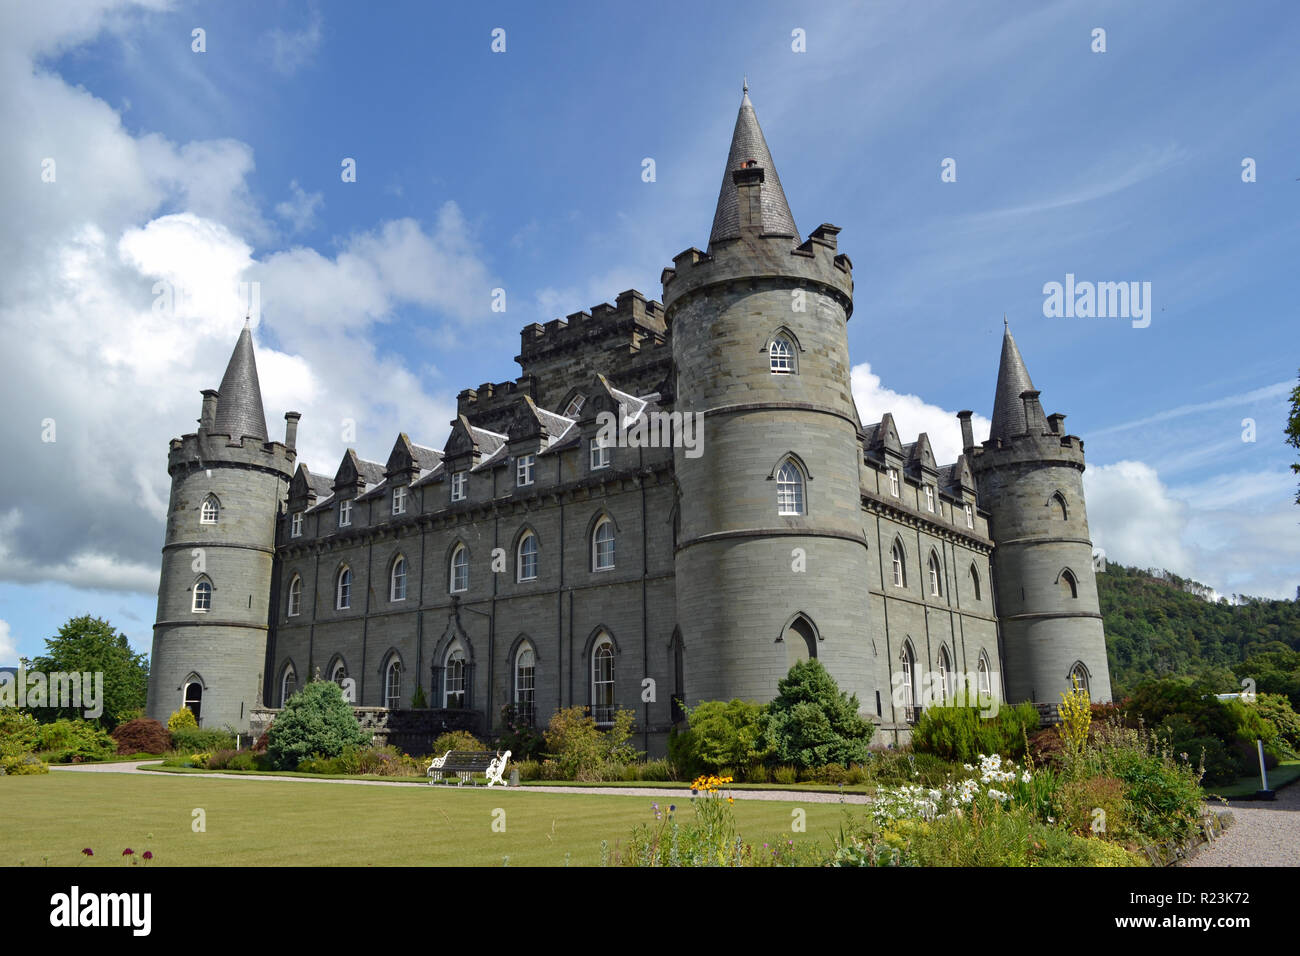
{"left": 764, "top": 658, "right": 873, "bottom": 768}
{"left": 28, "top": 615, "right": 148, "bottom": 729}
{"left": 1288, "top": 367, "right": 1300, "bottom": 504}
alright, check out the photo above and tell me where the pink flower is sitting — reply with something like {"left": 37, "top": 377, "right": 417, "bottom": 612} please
{"left": 81, "top": 848, "right": 93, "bottom": 857}
{"left": 122, "top": 848, "right": 133, "bottom": 856}
{"left": 142, "top": 851, "right": 153, "bottom": 861}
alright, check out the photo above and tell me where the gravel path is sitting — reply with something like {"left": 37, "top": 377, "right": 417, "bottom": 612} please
{"left": 50, "top": 762, "right": 869, "bottom": 803}
{"left": 1180, "top": 783, "right": 1300, "bottom": 867}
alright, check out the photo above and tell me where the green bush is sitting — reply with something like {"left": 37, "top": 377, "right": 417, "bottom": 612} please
{"left": 1170, "top": 736, "right": 1243, "bottom": 785}
{"left": 543, "top": 706, "right": 640, "bottom": 781}
{"left": 498, "top": 705, "right": 546, "bottom": 761}
{"left": 1, "top": 753, "right": 50, "bottom": 775}
{"left": 265, "top": 680, "right": 368, "bottom": 771}
{"left": 297, "top": 747, "right": 362, "bottom": 775}
{"left": 513, "top": 758, "right": 541, "bottom": 781}
{"left": 1090, "top": 725, "right": 1205, "bottom": 845}
{"left": 170, "top": 727, "right": 236, "bottom": 753}
{"left": 764, "top": 659, "right": 875, "bottom": 768}
{"left": 0, "top": 711, "right": 42, "bottom": 758}
{"left": 167, "top": 708, "right": 198, "bottom": 732}
{"left": 431, "top": 730, "right": 484, "bottom": 755}
{"left": 911, "top": 702, "right": 1040, "bottom": 763}
{"left": 668, "top": 699, "right": 770, "bottom": 780}
{"left": 1253, "top": 693, "right": 1300, "bottom": 756}
{"left": 36, "top": 719, "right": 116, "bottom": 762}
{"left": 772, "top": 765, "right": 798, "bottom": 785}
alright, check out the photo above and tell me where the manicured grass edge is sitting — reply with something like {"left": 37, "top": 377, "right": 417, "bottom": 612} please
{"left": 1203, "top": 759, "right": 1300, "bottom": 800}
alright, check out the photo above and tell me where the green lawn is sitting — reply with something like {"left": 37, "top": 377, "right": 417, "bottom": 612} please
{"left": 1204, "top": 759, "right": 1300, "bottom": 800}
{"left": 0, "top": 772, "right": 837, "bottom": 866}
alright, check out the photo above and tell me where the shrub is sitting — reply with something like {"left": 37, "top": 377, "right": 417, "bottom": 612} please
{"left": 636, "top": 758, "right": 674, "bottom": 781}
{"left": 37, "top": 719, "right": 116, "bottom": 763}
{"left": 543, "top": 706, "right": 640, "bottom": 781}
{"left": 110, "top": 718, "right": 171, "bottom": 755}
{"left": 668, "top": 699, "right": 770, "bottom": 780}
{"left": 1090, "top": 724, "right": 1205, "bottom": 845}
{"left": 356, "top": 745, "right": 407, "bottom": 776}
{"left": 772, "top": 765, "right": 798, "bottom": 785}
{"left": 498, "top": 705, "right": 546, "bottom": 761}
{"left": 170, "top": 727, "right": 236, "bottom": 753}
{"left": 1171, "top": 736, "right": 1241, "bottom": 785}
{"left": 430, "top": 730, "right": 484, "bottom": 755}
{"left": 764, "top": 659, "right": 875, "bottom": 768}
{"left": 513, "top": 758, "right": 541, "bottom": 781}
{"left": 1253, "top": 693, "right": 1300, "bottom": 756}
{"left": 265, "top": 680, "right": 368, "bottom": 771}
{"left": 0, "top": 711, "right": 42, "bottom": 758}
{"left": 297, "top": 748, "right": 363, "bottom": 775}
{"left": 1, "top": 753, "right": 49, "bottom": 775}
{"left": 167, "top": 708, "right": 198, "bottom": 733}
{"left": 1055, "top": 775, "right": 1131, "bottom": 840}
{"left": 911, "top": 702, "right": 1040, "bottom": 763}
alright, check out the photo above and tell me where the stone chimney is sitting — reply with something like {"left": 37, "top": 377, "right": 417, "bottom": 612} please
{"left": 284, "top": 411, "right": 301, "bottom": 451}
{"left": 200, "top": 389, "right": 219, "bottom": 434}
{"left": 958, "top": 410, "right": 975, "bottom": 454}
{"left": 1020, "top": 390, "right": 1046, "bottom": 434}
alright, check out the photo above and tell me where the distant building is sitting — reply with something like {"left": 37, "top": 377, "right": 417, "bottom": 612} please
{"left": 147, "top": 89, "right": 1112, "bottom": 751}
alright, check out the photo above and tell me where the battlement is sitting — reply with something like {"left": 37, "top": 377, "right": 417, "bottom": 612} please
{"left": 457, "top": 376, "right": 536, "bottom": 418}
{"left": 661, "top": 222, "right": 854, "bottom": 316}
{"left": 517, "top": 289, "right": 667, "bottom": 364}
{"left": 968, "top": 429, "right": 1086, "bottom": 473}
{"left": 167, "top": 430, "right": 296, "bottom": 478}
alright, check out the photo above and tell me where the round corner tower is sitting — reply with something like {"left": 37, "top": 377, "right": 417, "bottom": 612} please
{"left": 966, "top": 323, "right": 1112, "bottom": 706}
{"left": 147, "top": 323, "right": 296, "bottom": 731}
{"left": 663, "top": 88, "right": 872, "bottom": 708}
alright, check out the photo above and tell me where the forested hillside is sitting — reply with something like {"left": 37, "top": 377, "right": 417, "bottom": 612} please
{"left": 1098, "top": 562, "right": 1300, "bottom": 704}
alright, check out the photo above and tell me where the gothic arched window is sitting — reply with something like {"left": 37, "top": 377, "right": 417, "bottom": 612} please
{"left": 776, "top": 460, "right": 805, "bottom": 516}
{"left": 769, "top": 334, "right": 795, "bottom": 374}
{"left": 891, "top": 540, "right": 906, "bottom": 588}
{"left": 450, "top": 544, "right": 468, "bottom": 593}
{"left": 592, "top": 634, "right": 615, "bottom": 726}
{"left": 928, "top": 550, "right": 942, "bottom": 596}
{"left": 336, "top": 566, "right": 352, "bottom": 609}
{"left": 390, "top": 555, "right": 407, "bottom": 602}
{"left": 517, "top": 532, "right": 538, "bottom": 582}
{"left": 287, "top": 574, "right": 302, "bottom": 617}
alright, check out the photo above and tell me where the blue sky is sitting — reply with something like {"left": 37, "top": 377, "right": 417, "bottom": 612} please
{"left": 1, "top": 0, "right": 1298, "bottom": 664}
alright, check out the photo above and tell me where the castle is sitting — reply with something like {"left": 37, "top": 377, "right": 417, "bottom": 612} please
{"left": 146, "top": 89, "right": 1113, "bottom": 752}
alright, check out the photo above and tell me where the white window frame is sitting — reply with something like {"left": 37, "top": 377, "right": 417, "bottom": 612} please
{"left": 936, "top": 648, "right": 951, "bottom": 704}
{"left": 192, "top": 579, "right": 212, "bottom": 613}
{"left": 515, "top": 646, "right": 536, "bottom": 724}
{"left": 769, "top": 336, "right": 794, "bottom": 374}
{"left": 517, "top": 532, "right": 538, "bottom": 582}
{"left": 444, "top": 648, "right": 466, "bottom": 708}
{"left": 200, "top": 496, "right": 219, "bottom": 524}
{"left": 592, "top": 518, "right": 615, "bottom": 572}
{"left": 925, "top": 486, "right": 935, "bottom": 513}
{"left": 390, "top": 556, "right": 407, "bottom": 602}
{"left": 888, "top": 469, "right": 900, "bottom": 497}
{"left": 291, "top": 511, "right": 303, "bottom": 537}
{"left": 977, "top": 655, "right": 991, "bottom": 696}
{"left": 450, "top": 545, "right": 468, "bottom": 593}
{"left": 592, "top": 637, "right": 615, "bottom": 726}
{"left": 450, "top": 471, "right": 467, "bottom": 502}
{"left": 330, "top": 660, "right": 347, "bottom": 687}
{"left": 392, "top": 485, "right": 407, "bottom": 516}
{"left": 517, "top": 454, "right": 535, "bottom": 487}
{"left": 776, "top": 460, "right": 805, "bottom": 516}
{"left": 336, "top": 566, "right": 352, "bottom": 609}
{"left": 338, "top": 499, "right": 352, "bottom": 528}
{"left": 590, "top": 437, "right": 611, "bottom": 470}
{"left": 891, "top": 542, "right": 905, "bottom": 588}
{"left": 964, "top": 503, "right": 974, "bottom": 529}
{"left": 564, "top": 394, "right": 586, "bottom": 418}
{"left": 928, "top": 551, "right": 942, "bottom": 596}
{"left": 287, "top": 575, "right": 301, "bottom": 617}
{"left": 385, "top": 659, "right": 402, "bottom": 710}
{"left": 280, "top": 666, "right": 297, "bottom": 707}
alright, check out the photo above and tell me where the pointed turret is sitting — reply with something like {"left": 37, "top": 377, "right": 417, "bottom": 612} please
{"left": 988, "top": 320, "right": 1035, "bottom": 442}
{"left": 708, "top": 86, "right": 798, "bottom": 246}
{"left": 212, "top": 321, "right": 268, "bottom": 442}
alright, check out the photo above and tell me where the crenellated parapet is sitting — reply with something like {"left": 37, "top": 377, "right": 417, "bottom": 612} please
{"left": 167, "top": 430, "right": 296, "bottom": 480}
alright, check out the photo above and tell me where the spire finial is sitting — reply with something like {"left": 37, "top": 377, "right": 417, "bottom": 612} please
{"left": 244, "top": 314, "right": 251, "bottom": 330}
{"left": 743, "top": 76, "right": 748, "bottom": 94}
{"left": 1004, "top": 314, "right": 1008, "bottom": 330}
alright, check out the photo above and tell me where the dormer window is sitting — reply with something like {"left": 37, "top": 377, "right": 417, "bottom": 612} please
{"left": 590, "top": 438, "right": 611, "bottom": 471}
{"left": 924, "top": 486, "right": 935, "bottom": 513}
{"left": 451, "top": 471, "right": 467, "bottom": 501}
{"left": 338, "top": 499, "right": 352, "bottom": 528}
{"left": 291, "top": 512, "right": 303, "bottom": 538}
{"left": 392, "top": 486, "right": 407, "bottom": 515}
{"left": 769, "top": 335, "right": 795, "bottom": 374}
{"left": 517, "top": 454, "right": 535, "bottom": 487}
{"left": 888, "top": 469, "right": 900, "bottom": 497}
{"left": 564, "top": 394, "right": 586, "bottom": 418}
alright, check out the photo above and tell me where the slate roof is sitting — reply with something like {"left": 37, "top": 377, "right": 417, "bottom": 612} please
{"left": 989, "top": 322, "right": 1036, "bottom": 442}
{"left": 709, "top": 88, "right": 798, "bottom": 245}
{"left": 212, "top": 324, "right": 268, "bottom": 441}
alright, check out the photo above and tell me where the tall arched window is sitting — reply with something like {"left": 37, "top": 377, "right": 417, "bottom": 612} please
{"left": 183, "top": 680, "right": 203, "bottom": 722}
{"left": 450, "top": 545, "right": 468, "bottom": 593}
{"left": 330, "top": 659, "right": 347, "bottom": 687}
{"left": 977, "top": 653, "right": 992, "bottom": 698}
{"left": 1069, "top": 661, "right": 1090, "bottom": 695}
{"left": 936, "top": 646, "right": 951, "bottom": 705}
{"left": 336, "top": 566, "right": 352, "bottom": 609}
{"left": 390, "top": 555, "right": 407, "bottom": 602}
{"left": 928, "top": 550, "right": 942, "bottom": 596}
{"left": 592, "top": 518, "right": 615, "bottom": 572}
{"left": 287, "top": 574, "right": 302, "bottom": 617}
{"left": 970, "top": 563, "right": 982, "bottom": 602}
{"left": 891, "top": 540, "right": 906, "bottom": 587}
{"left": 385, "top": 658, "right": 402, "bottom": 709}
{"left": 200, "top": 495, "right": 219, "bottom": 524}
{"left": 1051, "top": 491, "right": 1068, "bottom": 520}
{"left": 592, "top": 634, "right": 615, "bottom": 726}
{"left": 444, "top": 647, "right": 466, "bottom": 708}
{"left": 280, "top": 664, "right": 297, "bottom": 707}
{"left": 1059, "top": 568, "right": 1078, "bottom": 599}
{"left": 192, "top": 578, "right": 212, "bottom": 612}
{"left": 782, "top": 614, "right": 818, "bottom": 669}
{"left": 517, "top": 532, "right": 538, "bottom": 582}
{"left": 769, "top": 334, "right": 795, "bottom": 374}
{"left": 776, "top": 460, "right": 805, "bottom": 515}
{"left": 900, "top": 643, "right": 918, "bottom": 721}
{"left": 515, "top": 645, "right": 536, "bottom": 725}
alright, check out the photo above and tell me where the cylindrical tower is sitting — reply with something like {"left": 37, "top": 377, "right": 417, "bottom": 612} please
{"left": 967, "top": 324, "right": 1112, "bottom": 705}
{"left": 148, "top": 324, "right": 295, "bottom": 731}
{"left": 663, "top": 89, "right": 871, "bottom": 707}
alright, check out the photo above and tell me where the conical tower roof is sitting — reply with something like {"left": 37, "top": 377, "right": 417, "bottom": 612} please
{"left": 988, "top": 320, "right": 1036, "bottom": 442}
{"left": 212, "top": 321, "right": 268, "bottom": 442}
{"left": 708, "top": 86, "right": 798, "bottom": 245}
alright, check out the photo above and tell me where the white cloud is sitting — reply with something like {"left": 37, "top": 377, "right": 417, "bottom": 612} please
{"left": 266, "top": 12, "right": 323, "bottom": 76}
{"left": 850, "top": 362, "right": 990, "bottom": 466}
{"left": 0, "top": 619, "right": 17, "bottom": 663}
{"left": 274, "top": 179, "right": 323, "bottom": 234}
{"left": 1084, "top": 461, "right": 1194, "bottom": 575}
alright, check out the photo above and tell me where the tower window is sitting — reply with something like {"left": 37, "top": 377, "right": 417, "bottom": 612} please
{"left": 1069, "top": 661, "right": 1091, "bottom": 695}
{"left": 392, "top": 485, "right": 407, "bottom": 515}
{"left": 517, "top": 532, "right": 538, "bottom": 582}
{"left": 336, "top": 566, "right": 352, "bottom": 609}
{"left": 450, "top": 471, "right": 467, "bottom": 502}
{"left": 287, "top": 575, "right": 302, "bottom": 617}
{"left": 592, "top": 518, "right": 616, "bottom": 572}
{"left": 390, "top": 555, "right": 407, "bottom": 602}
{"left": 192, "top": 579, "right": 212, "bottom": 612}
{"left": 769, "top": 335, "right": 795, "bottom": 374}
{"left": 891, "top": 541, "right": 906, "bottom": 588}
{"left": 1059, "top": 568, "right": 1078, "bottom": 599}
{"left": 338, "top": 499, "right": 352, "bottom": 528}
{"left": 291, "top": 512, "right": 303, "bottom": 538}
{"left": 1051, "top": 492, "right": 1068, "bottom": 520}
{"left": 450, "top": 544, "right": 469, "bottom": 593}
{"left": 182, "top": 681, "right": 203, "bottom": 723}
{"left": 517, "top": 454, "right": 535, "bottom": 487}
{"left": 776, "top": 460, "right": 805, "bottom": 515}
{"left": 200, "top": 496, "right": 219, "bottom": 524}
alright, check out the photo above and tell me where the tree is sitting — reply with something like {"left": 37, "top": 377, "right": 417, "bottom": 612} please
{"left": 1288, "top": 368, "right": 1300, "bottom": 504}
{"left": 28, "top": 615, "right": 148, "bottom": 729}
{"left": 264, "top": 680, "right": 369, "bottom": 770}
{"left": 763, "top": 659, "right": 874, "bottom": 768}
